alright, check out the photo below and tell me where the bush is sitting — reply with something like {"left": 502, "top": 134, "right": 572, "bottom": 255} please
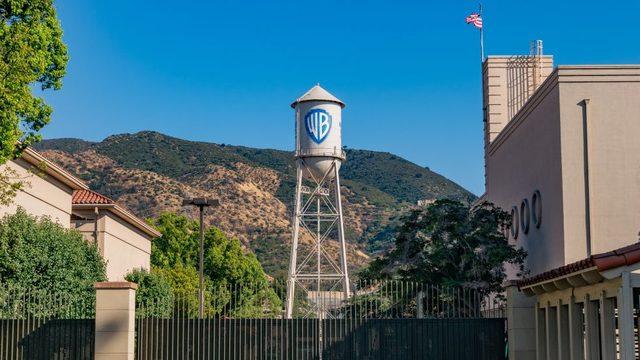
{"left": 154, "top": 264, "right": 201, "bottom": 314}
{"left": 0, "top": 208, "right": 106, "bottom": 298}
{"left": 125, "top": 268, "right": 173, "bottom": 317}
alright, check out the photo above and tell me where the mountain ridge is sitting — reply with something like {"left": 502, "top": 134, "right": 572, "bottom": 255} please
{"left": 35, "top": 131, "right": 475, "bottom": 278}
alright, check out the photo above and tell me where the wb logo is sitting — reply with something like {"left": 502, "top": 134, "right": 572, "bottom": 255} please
{"left": 304, "top": 109, "right": 332, "bottom": 144}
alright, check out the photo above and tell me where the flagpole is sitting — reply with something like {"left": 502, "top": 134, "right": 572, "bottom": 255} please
{"left": 479, "top": 3, "right": 485, "bottom": 62}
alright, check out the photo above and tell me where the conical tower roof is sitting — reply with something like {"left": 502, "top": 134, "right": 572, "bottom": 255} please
{"left": 291, "top": 84, "right": 345, "bottom": 108}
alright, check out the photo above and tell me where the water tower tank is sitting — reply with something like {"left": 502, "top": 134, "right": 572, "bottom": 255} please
{"left": 291, "top": 84, "right": 345, "bottom": 180}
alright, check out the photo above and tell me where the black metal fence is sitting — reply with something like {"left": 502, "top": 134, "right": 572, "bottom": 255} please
{"left": 0, "top": 287, "right": 95, "bottom": 359}
{"left": 136, "top": 281, "right": 506, "bottom": 359}
{"left": 0, "top": 281, "right": 507, "bottom": 359}
{"left": 136, "top": 318, "right": 505, "bottom": 359}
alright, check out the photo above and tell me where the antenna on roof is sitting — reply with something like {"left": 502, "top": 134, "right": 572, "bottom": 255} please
{"left": 530, "top": 40, "right": 544, "bottom": 88}
{"left": 530, "top": 40, "right": 543, "bottom": 56}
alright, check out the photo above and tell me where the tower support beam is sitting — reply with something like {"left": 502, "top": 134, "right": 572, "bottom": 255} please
{"left": 285, "top": 159, "right": 350, "bottom": 319}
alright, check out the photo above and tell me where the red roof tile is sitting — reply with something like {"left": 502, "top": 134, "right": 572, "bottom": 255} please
{"left": 71, "top": 189, "right": 161, "bottom": 238}
{"left": 518, "top": 242, "right": 640, "bottom": 288}
{"left": 72, "top": 189, "right": 115, "bottom": 205}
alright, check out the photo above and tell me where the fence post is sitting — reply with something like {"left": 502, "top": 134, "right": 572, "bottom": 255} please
{"left": 505, "top": 280, "right": 536, "bottom": 360}
{"left": 94, "top": 282, "right": 138, "bottom": 360}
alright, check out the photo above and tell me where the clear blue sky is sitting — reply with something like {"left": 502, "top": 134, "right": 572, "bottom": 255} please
{"left": 43, "top": 1, "right": 640, "bottom": 195}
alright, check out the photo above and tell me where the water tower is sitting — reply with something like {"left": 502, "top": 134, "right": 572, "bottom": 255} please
{"left": 285, "top": 84, "right": 351, "bottom": 319}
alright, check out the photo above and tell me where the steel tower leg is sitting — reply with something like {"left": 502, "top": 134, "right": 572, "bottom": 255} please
{"left": 285, "top": 159, "right": 351, "bottom": 319}
{"left": 333, "top": 164, "right": 351, "bottom": 299}
{"left": 285, "top": 165, "right": 303, "bottom": 318}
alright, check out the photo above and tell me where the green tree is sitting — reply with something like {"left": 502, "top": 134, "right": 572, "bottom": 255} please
{"left": 155, "top": 264, "right": 200, "bottom": 299}
{"left": 125, "top": 268, "right": 173, "bottom": 317}
{"left": 0, "top": 208, "right": 106, "bottom": 300}
{"left": 153, "top": 265, "right": 200, "bottom": 312}
{"left": 0, "top": 0, "right": 69, "bottom": 203}
{"left": 203, "top": 226, "right": 267, "bottom": 287}
{"left": 147, "top": 212, "right": 282, "bottom": 316}
{"left": 149, "top": 212, "right": 199, "bottom": 268}
{"left": 360, "top": 200, "right": 527, "bottom": 295}
{"left": 153, "top": 265, "right": 235, "bottom": 317}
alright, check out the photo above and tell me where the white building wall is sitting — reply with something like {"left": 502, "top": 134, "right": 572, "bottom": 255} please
{"left": 486, "top": 66, "right": 640, "bottom": 277}
{"left": 0, "top": 158, "right": 73, "bottom": 227}
{"left": 486, "top": 79, "right": 565, "bottom": 277}
{"left": 101, "top": 212, "right": 152, "bottom": 281}
{"left": 557, "top": 69, "right": 640, "bottom": 261}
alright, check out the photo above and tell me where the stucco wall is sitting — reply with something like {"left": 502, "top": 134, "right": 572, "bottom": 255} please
{"left": 557, "top": 68, "right": 640, "bottom": 261}
{"left": 486, "top": 78, "right": 565, "bottom": 277}
{"left": 101, "top": 212, "right": 152, "bottom": 281}
{"left": 486, "top": 66, "right": 640, "bottom": 277}
{"left": 72, "top": 213, "right": 103, "bottom": 255}
{"left": 0, "top": 158, "right": 73, "bottom": 227}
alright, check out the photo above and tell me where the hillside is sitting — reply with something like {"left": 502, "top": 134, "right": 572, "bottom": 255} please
{"left": 36, "top": 131, "right": 475, "bottom": 278}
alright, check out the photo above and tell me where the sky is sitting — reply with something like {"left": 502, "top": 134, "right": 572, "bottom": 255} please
{"left": 43, "top": 1, "right": 640, "bottom": 195}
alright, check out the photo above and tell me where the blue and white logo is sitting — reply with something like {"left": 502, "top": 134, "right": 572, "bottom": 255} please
{"left": 304, "top": 109, "right": 332, "bottom": 144}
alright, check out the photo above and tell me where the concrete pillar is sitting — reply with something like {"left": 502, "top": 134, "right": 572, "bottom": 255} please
{"left": 505, "top": 282, "right": 537, "bottom": 360}
{"left": 556, "top": 300, "right": 570, "bottom": 360}
{"left": 599, "top": 293, "right": 616, "bottom": 360}
{"left": 536, "top": 304, "right": 547, "bottom": 360}
{"left": 584, "top": 295, "right": 600, "bottom": 360}
{"left": 567, "top": 296, "right": 584, "bottom": 360}
{"left": 95, "top": 282, "right": 138, "bottom": 360}
{"left": 546, "top": 303, "right": 559, "bottom": 360}
{"left": 416, "top": 291, "right": 424, "bottom": 319}
{"left": 618, "top": 271, "right": 635, "bottom": 360}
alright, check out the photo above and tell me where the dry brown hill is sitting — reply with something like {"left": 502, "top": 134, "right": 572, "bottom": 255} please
{"left": 37, "top": 132, "right": 475, "bottom": 278}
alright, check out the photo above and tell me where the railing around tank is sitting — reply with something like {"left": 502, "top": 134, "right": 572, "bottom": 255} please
{"left": 295, "top": 148, "right": 346, "bottom": 160}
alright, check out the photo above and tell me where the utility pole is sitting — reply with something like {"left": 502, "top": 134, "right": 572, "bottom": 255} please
{"left": 182, "top": 197, "right": 220, "bottom": 318}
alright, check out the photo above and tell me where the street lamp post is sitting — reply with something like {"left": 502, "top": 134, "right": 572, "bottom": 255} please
{"left": 182, "top": 197, "right": 220, "bottom": 319}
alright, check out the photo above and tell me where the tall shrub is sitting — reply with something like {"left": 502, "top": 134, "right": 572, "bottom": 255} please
{"left": 0, "top": 208, "right": 106, "bottom": 315}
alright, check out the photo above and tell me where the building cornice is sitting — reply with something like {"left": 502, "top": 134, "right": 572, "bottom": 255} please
{"left": 21, "top": 147, "right": 88, "bottom": 190}
{"left": 487, "top": 65, "right": 640, "bottom": 156}
{"left": 73, "top": 203, "right": 161, "bottom": 238}
{"left": 487, "top": 68, "right": 560, "bottom": 156}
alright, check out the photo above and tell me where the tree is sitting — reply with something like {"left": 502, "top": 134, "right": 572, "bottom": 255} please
{"left": 147, "top": 212, "right": 282, "bottom": 316}
{"left": 0, "top": 208, "right": 106, "bottom": 300}
{"left": 149, "top": 212, "right": 199, "bottom": 269}
{"left": 149, "top": 212, "right": 273, "bottom": 288}
{"left": 0, "top": 0, "right": 68, "bottom": 204}
{"left": 125, "top": 268, "right": 173, "bottom": 317}
{"left": 203, "top": 226, "right": 269, "bottom": 288}
{"left": 360, "top": 200, "right": 526, "bottom": 295}
{"left": 154, "top": 264, "right": 200, "bottom": 300}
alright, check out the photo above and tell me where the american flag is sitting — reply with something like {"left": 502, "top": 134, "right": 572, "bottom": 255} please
{"left": 466, "top": 13, "right": 483, "bottom": 29}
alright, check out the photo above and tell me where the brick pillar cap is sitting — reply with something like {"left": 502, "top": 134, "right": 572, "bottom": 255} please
{"left": 94, "top": 281, "right": 138, "bottom": 290}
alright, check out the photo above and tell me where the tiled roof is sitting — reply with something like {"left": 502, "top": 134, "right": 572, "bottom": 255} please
{"left": 72, "top": 189, "right": 160, "bottom": 238}
{"left": 72, "top": 189, "right": 115, "bottom": 205}
{"left": 518, "top": 242, "right": 640, "bottom": 288}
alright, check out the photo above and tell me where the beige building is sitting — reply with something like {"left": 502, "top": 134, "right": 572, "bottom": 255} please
{"left": 484, "top": 46, "right": 640, "bottom": 359}
{"left": 72, "top": 189, "right": 160, "bottom": 280}
{"left": 483, "top": 54, "right": 640, "bottom": 277}
{"left": 0, "top": 147, "right": 86, "bottom": 226}
{"left": 0, "top": 147, "right": 160, "bottom": 280}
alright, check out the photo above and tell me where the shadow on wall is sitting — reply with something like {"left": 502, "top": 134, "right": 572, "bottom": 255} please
{"left": 14, "top": 319, "right": 95, "bottom": 358}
